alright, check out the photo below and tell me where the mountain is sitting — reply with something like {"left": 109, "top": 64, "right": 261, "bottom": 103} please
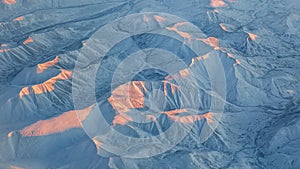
{"left": 0, "top": 0, "right": 299, "bottom": 169}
